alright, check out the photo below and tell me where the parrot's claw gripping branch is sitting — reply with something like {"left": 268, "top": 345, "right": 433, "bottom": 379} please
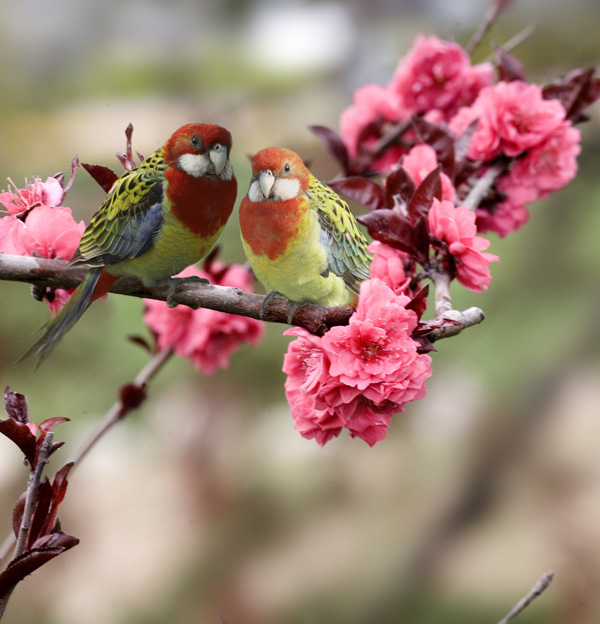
{"left": 166, "top": 276, "right": 209, "bottom": 308}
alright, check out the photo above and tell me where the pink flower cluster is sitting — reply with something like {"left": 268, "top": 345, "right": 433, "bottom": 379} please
{"left": 340, "top": 35, "right": 493, "bottom": 167}
{"left": 143, "top": 263, "right": 265, "bottom": 375}
{"left": 0, "top": 177, "right": 84, "bottom": 314}
{"left": 339, "top": 37, "right": 582, "bottom": 238}
{"left": 428, "top": 199, "right": 498, "bottom": 292}
{"left": 449, "top": 80, "right": 581, "bottom": 236}
{"left": 283, "top": 279, "right": 431, "bottom": 446}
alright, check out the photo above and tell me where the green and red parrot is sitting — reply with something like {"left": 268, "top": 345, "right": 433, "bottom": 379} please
{"left": 239, "top": 147, "right": 371, "bottom": 317}
{"left": 22, "top": 123, "right": 237, "bottom": 365}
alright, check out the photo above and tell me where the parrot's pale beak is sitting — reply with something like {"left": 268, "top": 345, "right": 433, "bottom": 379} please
{"left": 209, "top": 147, "right": 227, "bottom": 175}
{"left": 259, "top": 170, "right": 275, "bottom": 198}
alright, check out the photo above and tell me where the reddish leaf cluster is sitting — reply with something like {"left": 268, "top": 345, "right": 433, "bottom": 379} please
{"left": 0, "top": 388, "right": 78, "bottom": 601}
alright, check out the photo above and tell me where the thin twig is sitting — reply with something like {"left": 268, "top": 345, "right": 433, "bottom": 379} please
{"left": 0, "top": 433, "right": 55, "bottom": 619}
{"left": 68, "top": 347, "right": 173, "bottom": 468}
{"left": 465, "top": 1, "right": 514, "bottom": 55}
{"left": 462, "top": 162, "right": 506, "bottom": 212}
{"left": 496, "top": 571, "right": 554, "bottom": 624}
{"left": 488, "top": 22, "right": 538, "bottom": 59}
{"left": 13, "top": 433, "right": 54, "bottom": 559}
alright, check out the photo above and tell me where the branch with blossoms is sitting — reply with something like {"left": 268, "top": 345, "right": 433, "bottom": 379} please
{"left": 0, "top": 21, "right": 599, "bottom": 451}
{"left": 279, "top": 39, "right": 598, "bottom": 447}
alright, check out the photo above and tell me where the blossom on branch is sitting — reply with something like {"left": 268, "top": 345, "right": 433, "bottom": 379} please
{"left": 143, "top": 262, "right": 265, "bottom": 375}
{"left": 389, "top": 35, "right": 493, "bottom": 118}
{"left": 368, "top": 241, "right": 411, "bottom": 295}
{"left": 402, "top": 143, "right": 456, "bottom": 202}
{"left": 428, "top": 198, "right": 498, "bottom": 292}
{"left": 449, "top": 80, "right": 568, "bottom": 161}
{"left": 283, "top": 279, "right": 431, "bottom": 446}
{"left": 339, "top": 35, "right": 493, "bottom": 172}
{"left": 0, "top": 176, "right": 63, "bottom": 215}
{"left": 0, "top": 177, "right": 84, "bottom": 314}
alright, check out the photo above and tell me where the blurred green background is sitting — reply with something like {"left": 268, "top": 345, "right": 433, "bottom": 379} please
{"left": 0, "top": 1, "right": 599, "bottom": 623}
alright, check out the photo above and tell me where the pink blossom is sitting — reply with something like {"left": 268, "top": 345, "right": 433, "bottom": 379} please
{"left": 143, "top": 264, "right": 265, "bottom": 375}
{"left": 0, "top": 204, "right": 85, "bottom": 314}
{"left": 402, "top": 143, "right": 456, "bottom": 202}
{"left": 340, "top": 84, "right": 407, "bottom": 158}
{"left": 502, "top": 122, "right": 581, "bottom": 200}
{"left": 0, "top": 176, "right": 63, "bottom": 215}
{"left": 368, "top": 241, "right": 410, "bottom": 294}
{"left": 283, "top": 279, "right": 431, "bottom": 446}
{"left": 428, "top": 198, "right": 498, "bottom": 291}
{"left": 449, "top": 81, "right": 568, "bottom": 161}
{"left": 475, "top": 199, "right": 530, "bottom": 238}
{"left": 390, "top": 35, "right": 493, "bottom": 118}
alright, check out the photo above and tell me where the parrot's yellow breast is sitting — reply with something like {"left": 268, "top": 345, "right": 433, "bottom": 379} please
{"left": 241, "top": 205, "right": 356, "bottom": 307}
{"left": 107, "top": 208, "right": 222, "bottom": 285}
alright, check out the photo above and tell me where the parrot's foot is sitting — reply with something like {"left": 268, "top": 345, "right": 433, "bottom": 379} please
{"left": 260, "top": 291, "right": 286, "bottom": 320}
{"left": 166, "top": 276, "right": 209, "bottom": 308}
{"left": 259, "top": 291, "right": 308, "bottom": 325}
{"left": 286, "top": 302, "right": 310, "bottom": 325}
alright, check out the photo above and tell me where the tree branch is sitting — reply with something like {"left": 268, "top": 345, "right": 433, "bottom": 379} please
{"left": 0, "top": 252, "right": 485, "bottom": 342}
{"left": 0, "top": 253, "right": 352, "bottom": 336}
{"left": 496, "top": 570, "right": 554, "bottom": 624}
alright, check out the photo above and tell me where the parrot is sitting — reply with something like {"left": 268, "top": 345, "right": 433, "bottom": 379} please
{"left": 238, "top": 147, "right": 372, "bottom": 321}
{"left": 21, "top": 122, "right": 237, "bottom": 366}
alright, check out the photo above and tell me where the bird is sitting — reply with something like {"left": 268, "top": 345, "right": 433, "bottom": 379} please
{"left": 21, "top": 122, "right": 237, "bottom": 366}
{"left": 239, "top": 147, "right": 371, "bottom": 321}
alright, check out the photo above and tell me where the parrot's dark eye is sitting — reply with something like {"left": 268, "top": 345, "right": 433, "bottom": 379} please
{"left": 191, "top": 135, "right": 200, "bottom": 148}
{"left": 283, "top": 163, "right": 291, "bottom": 173}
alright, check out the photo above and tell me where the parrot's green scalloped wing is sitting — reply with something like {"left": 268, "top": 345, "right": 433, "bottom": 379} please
{"left": 307, "top": 177, "right": 372, "bottom": 295}
{"left": 70, "top": 150, "right": 167, "bottom": 268}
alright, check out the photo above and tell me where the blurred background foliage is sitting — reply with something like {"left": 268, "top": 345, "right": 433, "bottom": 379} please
{"left": 0, "top": 0, "right": 599, "bottom": 623}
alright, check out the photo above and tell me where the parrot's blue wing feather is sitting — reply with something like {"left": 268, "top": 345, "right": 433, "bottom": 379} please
{"left": 70, "top": 150, "right": 167, "bottom": 268}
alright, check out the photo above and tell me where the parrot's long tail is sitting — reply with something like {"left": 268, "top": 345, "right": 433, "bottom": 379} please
{"left": 17, "top": 268, "right": 114, "bottom": 368}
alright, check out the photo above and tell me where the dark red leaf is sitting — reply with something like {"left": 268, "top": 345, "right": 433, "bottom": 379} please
{"left": 358, "top": 210, "right": 417, "bottom": 255}
{"left": 82, "top": 163, "right": 119, "bottom": 193}
{"left": 3, "top": 387, "right": 30, "bottom": 424}
{"left": 12, "top": 493, "right": 26, "bottom": 538}
{"left": 328, "top": 177, "right": 386, "bottom": 211}
{"left": 0, "top": 541, "right": 79, "bottom": 598}
{"left": 28, "top": 478, "right": 53, "bottom": 548}
{"left": 413, "top": 335, "right": 437, "bottom": 354}
{"left": 36, "top": 417, "right": 69, "bottom": 467}
{"left": 309, "top": 124, "right": 350, "bottom": 174}
{"left": 411, "top": 117, "right": 455, "bottom": 178}
{"left": 31, "top": 531, "right": 79, "bottom": 551}
{"left": 38, "top": 417, "right": 69, "bottom": 436}
{"left": 36, "top": 463, "right": 74, "bottom": 539}
{"left": 127, "top": 335, "right": 154, "bottom": 353}
{"left": 0, "top": 419, "right": 36, "bottom": 467}
{"left": 405, "top": 284, "right": 429, "bottom": 320}
{"left": 385, "top": 167, "right": 415, "bottom": 210}
{"left": 202, "top": 244, "right": 222, "bottom": 273}
{"left": 51, "top": 463, "right": 73, "bottom": 511}
{"left": 408, "top": 167, "right": 441, "bottom": 222}
{"left": 412, "top": 217, "right": 431, "bottom": 265}
{"left": 49, "top": 441, "right": 65, "bottom": 457}
{"left": 119, "top": 383, "right": 147, "bottom": 414}
{"left": 493, "top": 45, "right": 527, "bottom": 83}
{"left": 543, "top": 68, "right": 600, "bottom": 123}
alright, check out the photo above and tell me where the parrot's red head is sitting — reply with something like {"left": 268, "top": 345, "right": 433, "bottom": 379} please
{"left": 247, "top": 147, "right": 311, "bottom": 203}
{"left": 163, "top": 123, "right": 234, "bottom": 180}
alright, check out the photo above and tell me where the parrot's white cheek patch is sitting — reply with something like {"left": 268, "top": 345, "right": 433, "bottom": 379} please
{"left": 272, "top": 178, "right": 300, "bottom": 201}
{"left": 178, "top": 153, "right": 209, "bottom": 178}
{"left": 248, "top": 180, "right": 264, "bottom": 202}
